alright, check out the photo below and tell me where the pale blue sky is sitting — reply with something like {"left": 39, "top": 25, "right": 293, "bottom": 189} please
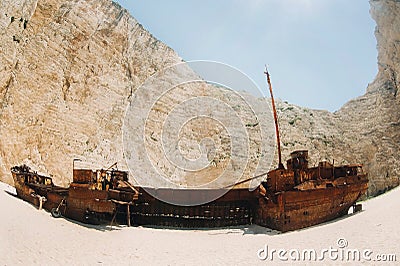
{"left": 116, "top": 0, "right": 378, "bottom": 112}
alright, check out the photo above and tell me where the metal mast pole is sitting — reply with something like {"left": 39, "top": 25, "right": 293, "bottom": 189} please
{"left": 264, "top": 66, "right": 284, "bottom": 169}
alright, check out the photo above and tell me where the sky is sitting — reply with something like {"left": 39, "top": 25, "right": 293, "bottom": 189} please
{"left": 115, "top": 0, "right": 378, "bottom": 112}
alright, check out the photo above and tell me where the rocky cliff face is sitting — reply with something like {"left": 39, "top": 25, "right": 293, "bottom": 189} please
{"left": 336, "top": 0, "right": 400, "bottom": 194}
{"left": 0, "top": 0, "right": 398, "bottom": 195}
{"left": 0, "top": 0, "right": 180, "bottom": 185}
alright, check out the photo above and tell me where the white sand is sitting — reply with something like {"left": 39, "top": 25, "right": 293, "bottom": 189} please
{"left": 1, "top": 181, "right": 399, "bottom": 265}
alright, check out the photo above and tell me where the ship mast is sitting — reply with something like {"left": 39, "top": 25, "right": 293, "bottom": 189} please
{"left": 264, "top": 66, "right": 284, "bottom": 169}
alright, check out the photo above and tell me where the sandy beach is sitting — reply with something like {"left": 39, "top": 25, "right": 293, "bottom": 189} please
{"left": 1, "top": 181, "right": 398, "bottom": 265}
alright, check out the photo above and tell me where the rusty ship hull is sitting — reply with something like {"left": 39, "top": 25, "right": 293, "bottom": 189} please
{"left": 11, "top": 165, "right": 260, "bottom": 227}
{"left": 257, "top": 180, "right": 368, "bottom": 232}
{"left": 131, "top": 187, "right": 258, "bottom": 228}
{"left": 255, "top": 149, "right": 368, "bottom": 232}
{"left": 11, "top": 165, "right": 138, "bottom": 225}
{"left": 11, "top": 165, "right": 68, "bottom": 212}
{"left": 11, "top": 158, "right": 368, "bottom": 232}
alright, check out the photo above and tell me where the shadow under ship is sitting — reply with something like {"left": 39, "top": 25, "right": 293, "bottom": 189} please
{"left": 10, "top": 69, "right": 368, "bottom": 232}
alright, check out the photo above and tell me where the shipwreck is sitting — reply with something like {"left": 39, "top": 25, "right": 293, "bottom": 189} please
{"left": 10, "top": 68, "right": 368, "bottom": 232}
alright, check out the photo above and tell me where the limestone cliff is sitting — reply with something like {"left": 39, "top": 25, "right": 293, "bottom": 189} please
{"left": 0, "top": 0, "right": 180, "bottom": 185}
{"left": 0, "top": 0, "right": 398, "bottom": 196}
{"left": 336, "top": 0, "right": 400, "bottom": 194}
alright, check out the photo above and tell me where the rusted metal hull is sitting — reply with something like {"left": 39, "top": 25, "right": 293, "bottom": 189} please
{"left": 12, "top": 166, "right": 68, "bottom": 211}
{"left": 11, "top": 158, "right": 368, "bottom": 232}
{"left": 256, "top": 179, "right": 368, "bottom": 232}
{"left": 11, "top": 168, "right": 257, "bottom": 227}
{"left": 131, "top": 187, "right": 258, "bottom": 228}
{"left": 11, "top": 166, "right": 137, "bottom": 225}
